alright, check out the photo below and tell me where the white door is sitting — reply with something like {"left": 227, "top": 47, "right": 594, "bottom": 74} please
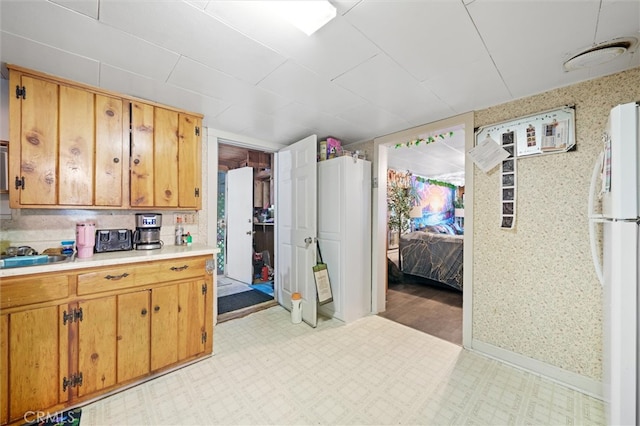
{"left": 276, "top": 135, "right": 318, "bottom": 327}
{"left": 226, "top": 167, "right": 254, "bottom": 284}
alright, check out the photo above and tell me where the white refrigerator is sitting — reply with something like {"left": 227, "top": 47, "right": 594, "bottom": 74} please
{"left": 589, "top": 101, "right": 639, "bottom": 426}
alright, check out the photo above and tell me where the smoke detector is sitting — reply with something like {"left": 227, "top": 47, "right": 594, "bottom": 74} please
{"left": 563, "top": 37, "right": 637, "bottom": 71}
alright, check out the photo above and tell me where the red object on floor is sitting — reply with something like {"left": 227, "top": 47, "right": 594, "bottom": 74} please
{"left": 261, "top": 266, "right": 269, "bottom": 281}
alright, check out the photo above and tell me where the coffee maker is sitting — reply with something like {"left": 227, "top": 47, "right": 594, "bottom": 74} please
{"left": 133, "top": 213, "right": 163, "bottom": 250}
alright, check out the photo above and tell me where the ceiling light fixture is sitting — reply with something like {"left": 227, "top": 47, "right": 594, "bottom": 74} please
{"left": 269, "top": 1, "right": 337, "bottom": 36}
{"left": 563, "top": 37, "right": 637, "bottom": 71}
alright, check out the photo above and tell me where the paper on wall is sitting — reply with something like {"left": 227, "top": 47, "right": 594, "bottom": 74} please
{"left": 467, "top": 136, "right": 511, "bottom": 173}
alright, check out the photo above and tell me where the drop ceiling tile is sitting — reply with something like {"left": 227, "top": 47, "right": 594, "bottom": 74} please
{"left": 1, "top": 0, "right": 178, "bottom": 81}
{"left": 99, "top": 64, "right": 229, "bottom": 118}
{"left": 467, "top": 0, "right": 602, "bottom": 98}
{"left": 421, "top": 55, "right": 511, "bottom": 114}
{"left": 258, "top": 60, "right": 363, "bottom": 114}
{"left": 211, "top": 105, "right": 316, "bottom": 144}
{"left": 49, "top": 0, "right": 99, "bottom": 19}
{"left": 596, "top": 0, "right": 640, "bottom": 41}
{"left": 0, "top": 32, "right": 100, "bottom": 86}
{"left": 336, "top": 103, "right": 412, "bottom": 138}
{"left": 273, "top": 102, "right": 371, "bottom": 143}
{"left": 344, "top": 0, "right": 487, "bottom": 82}
{"left": 334, "top": 54, "right": 455, "bottom": 126}
{"left": 99, "top": 0, "right": 286, "bottom": 85}
{"left": 169, "top": 57, "right": 291, "bottom": 115}
{"left": 205, "top": 3, "right": 379, "bottom": 81}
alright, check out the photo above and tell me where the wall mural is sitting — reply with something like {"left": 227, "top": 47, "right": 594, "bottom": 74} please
{"left": 411, "top": 176, "right": 455, "bottom": 228}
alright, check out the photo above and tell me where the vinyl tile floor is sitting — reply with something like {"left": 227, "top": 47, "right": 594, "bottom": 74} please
{"left": 81, "top": 306, "right": 605, "bottom": 425}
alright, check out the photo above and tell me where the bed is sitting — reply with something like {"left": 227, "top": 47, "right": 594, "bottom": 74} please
{"left": 399, "top": 228, "right": 463, "bottom": 291}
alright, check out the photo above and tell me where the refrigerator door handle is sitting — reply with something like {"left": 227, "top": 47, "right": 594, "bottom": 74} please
{"left": 588, "top": 151, "right": 605, "bottom": 286}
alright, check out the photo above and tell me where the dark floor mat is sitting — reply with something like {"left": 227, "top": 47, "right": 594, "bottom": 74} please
{"left": 218, "top": 289, "right": 273, "bottom": 314}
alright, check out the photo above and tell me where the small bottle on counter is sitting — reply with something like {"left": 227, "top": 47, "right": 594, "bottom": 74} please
{"left": 186, "top": 232, "right": 192, "bottom": 246}
{"left": 175, "top": 217, "right": 184, "bottom": 246}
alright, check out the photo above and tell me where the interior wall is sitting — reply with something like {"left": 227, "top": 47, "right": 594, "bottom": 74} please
{"left": 472, "top": 66, "right": 640, "bottom": 383}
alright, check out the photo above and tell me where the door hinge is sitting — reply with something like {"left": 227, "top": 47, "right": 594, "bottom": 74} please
{"left": 15, "top": 176, "right": 25, "bottom": 190}
{"left": 62, "top": 372, "right": 83, "bottom": 392}
{"left": 201, "top": 284, "right": 207, "bottom": 295}
{"left": 63, "top": 308, "right": 83, "bottom": 325}
{"left": 195, "top": 126, "right": 200, "bottom": 136}
{"left": 372, "top": 177, "right": 378, "bottom": 189}
{"left": 201, "top": 332, "right": 207, "bottom": 344}
{"left": 15, "top": 85, "right": 26, "bottom": 99}
{"left": 194, "top": 188, "right": 200, "bottom": 198}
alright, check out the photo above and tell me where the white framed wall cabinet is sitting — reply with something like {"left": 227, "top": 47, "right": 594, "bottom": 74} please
{"left": 317, "top": 156, "right": 372, "bottom": 323}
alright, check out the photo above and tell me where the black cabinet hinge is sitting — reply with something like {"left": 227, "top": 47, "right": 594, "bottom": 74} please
{"left": 15, "top": 176, "right": 24, "bottom": 190}
{"left": 62, "top": 372, "right": 83, "bottom": 392}
{"left": 62, "top": 308, "right": 83, "bottom": 325}
{"left": 202, "top": 332, "right": 207, "bottom": 344}
{"left": 195, "top": 126, "right": 200, "bottom": 136}
{"left": 15, "top": 85, "right": 26, "bottom": 99}
{"left": 194, "top": 188, "right": 200, "bottom": 198}
{"left": 201, "top": 284, "right": 207, "bottom": 295}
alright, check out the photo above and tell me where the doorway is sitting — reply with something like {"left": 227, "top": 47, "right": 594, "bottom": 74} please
{"left": 372, "top": 112, "right": 474, "bottom": 348}
{"left": 217, "top": 143, "right": 276, "bottom": 319}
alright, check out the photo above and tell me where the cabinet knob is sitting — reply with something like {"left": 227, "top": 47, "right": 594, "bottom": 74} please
{"left": 133, "top": 159, "right": 140, "bottom": 165}
{"left": 154, "top": 306, "right": 160, "bottom": 312}
{"left": 141, "top": 308, "right": 147, "bottom": 316}
{"left": 113, "top": 158, "right": 119, "bottom": 163}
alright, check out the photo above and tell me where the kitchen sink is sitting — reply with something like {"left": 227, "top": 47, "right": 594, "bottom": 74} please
{"left": 0, "top": 254, "right": 72, "bottom": 269}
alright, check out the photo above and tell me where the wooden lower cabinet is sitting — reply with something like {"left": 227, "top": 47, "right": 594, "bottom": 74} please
{"left": 77, "top": 297, "right": 117, "bottom": 397}
{"left": 117, "top": 290, "right": 151, "bottom": 383}
{"left": 1, "top": 255, "right": 214, "bottom": 425}
{"left": 151, "top": 285, "right": 179, "bottom": 371}
{"left": 5, "top": 305, "right": 69, "bottom": 424}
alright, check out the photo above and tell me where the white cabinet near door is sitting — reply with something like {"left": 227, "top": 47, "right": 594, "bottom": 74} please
{"left": 317, "top": 156, "right": 371, "bottom": 323}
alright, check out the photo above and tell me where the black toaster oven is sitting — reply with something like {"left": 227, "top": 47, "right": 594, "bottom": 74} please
{"left": 95, "top": 229, "right": 133, "bottom": 252}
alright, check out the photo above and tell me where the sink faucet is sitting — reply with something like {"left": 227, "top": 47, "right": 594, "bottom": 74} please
{"left": 6, "top": 246, "right": 38, "bottom": 256}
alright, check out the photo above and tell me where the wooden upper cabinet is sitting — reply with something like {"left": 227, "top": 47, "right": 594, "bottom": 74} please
{"left": 131, "top": 101, "right": 202, "bottom": 209}
{"left": 95, "top": 94, "right": 126, "bottom": 207}
{"left": 130, "top": 101, "right": 155, "bottom": 207}
{"left": 59, "top": 85, "right": 94, "bottom": 205}
{"left": 154, "top": 107, "right": 179, "bottom": 208}
{"left": 9, "top": 66, "right": 128, "bottom": 209}
{"left": 8, "top": 65, "right": 202, "bottom": 210}
{"left": 11, "top": 74, "right": 59, "bottom": 206}
{"left": 179, "top": 113, "right": 202, "bottom": 209}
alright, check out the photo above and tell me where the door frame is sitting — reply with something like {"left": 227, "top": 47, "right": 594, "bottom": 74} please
{"left": 206, "top": 131, "right": 286, "bottom": 324}
{"left": 371, "top": 112, "right": 474, "bottom": 348}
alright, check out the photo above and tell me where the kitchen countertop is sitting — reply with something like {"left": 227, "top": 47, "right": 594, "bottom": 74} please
{"left": 0, "top": 244, "right": 218, "bottom": 278}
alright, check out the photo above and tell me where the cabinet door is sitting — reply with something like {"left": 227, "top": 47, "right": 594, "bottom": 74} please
{"left": 178, "top": 113, "right": 202, "bottom": 209}
{"left": 117, "top": 291, "right": 150, "bottom": 383}
{"left": 95, "top": 94, "right": 125, "bottom": 206}
{"left": 16, "top": 75, "right": 59, "bottom": 205}
{"left": 77, "top": 297, "right": 117, "bottom": 397}
{"left": 154, "top": 107, "right": 179, "bottom": 207}
{"left": 8, "top": 305, "right": 68, "bottom": 422}
{"left": 178, "top": 280, "right": 206, "bottom": 360}
{"left": 150, "top": 285, "right": 178, "bottom": 371}
{"left": 130, "top": 101, "right": 155, "bottom": 207}
{"left": 59, "top": 85, "right": 95, "bottom": 205}
{"left": 1, "top": 315, "right": 7, "bottom": 425}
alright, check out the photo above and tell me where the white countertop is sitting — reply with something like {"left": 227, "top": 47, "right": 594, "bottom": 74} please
{"left": 0, "top": 244, "right": 219, "bottom": 278}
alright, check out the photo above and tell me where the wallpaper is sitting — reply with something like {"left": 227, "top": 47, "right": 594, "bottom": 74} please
{"left": 472, "top": 67, "right": 640, "bottom": 381}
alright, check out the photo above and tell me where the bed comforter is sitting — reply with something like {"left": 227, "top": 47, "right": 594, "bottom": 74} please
{"left": 399, "top": 231, "right": 463, "bottom": 291}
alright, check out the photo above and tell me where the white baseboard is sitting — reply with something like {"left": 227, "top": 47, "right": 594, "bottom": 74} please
{"left": 470, "top": 339, "right": 603, "bottom": 399}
